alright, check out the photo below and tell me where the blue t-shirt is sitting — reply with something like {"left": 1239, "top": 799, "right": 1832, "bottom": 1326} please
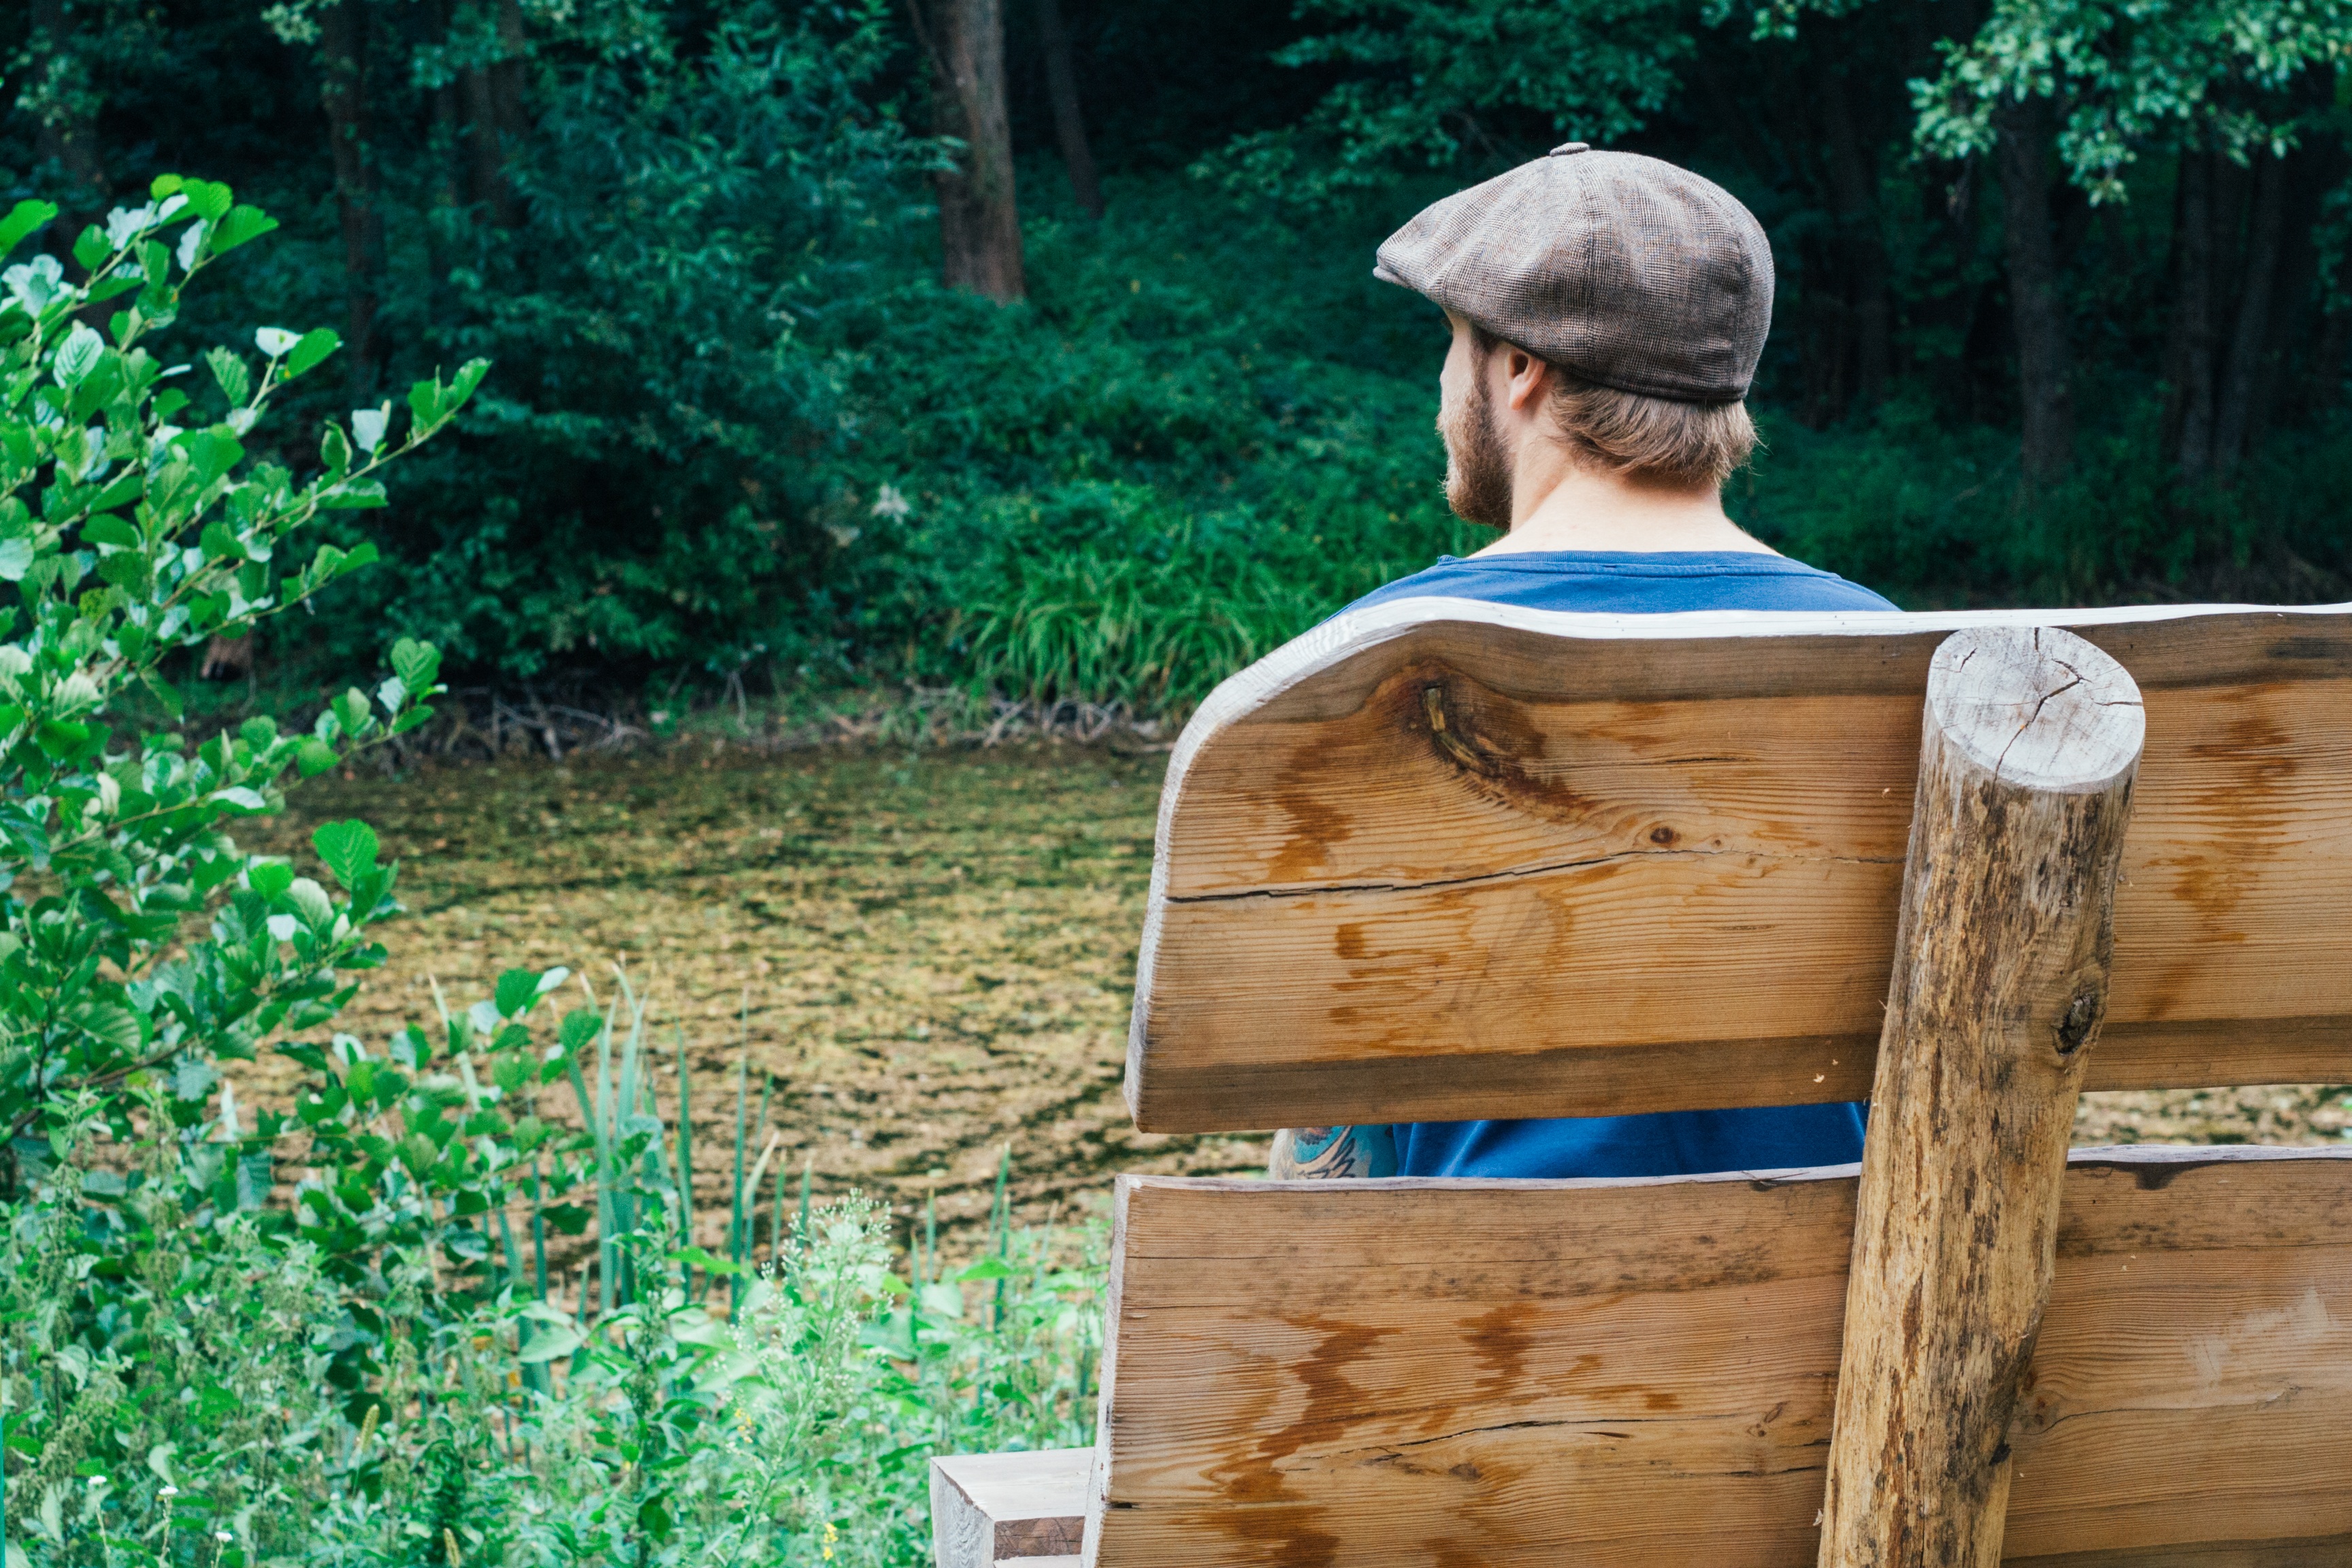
{"left": 1344, "top": 549, "right": 1897, "bottom": 1179}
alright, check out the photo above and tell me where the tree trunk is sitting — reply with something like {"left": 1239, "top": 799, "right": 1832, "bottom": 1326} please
{"left": 1820, "top": 66, "right": 1889, "bottom": 412}
{"left": 1817, "top": 625, "right": 2143, "bottom": 1568}
{"left": 454, "top": 0, "right": 520, "bottom": 227}
{"left": 2213, "top": 152, "right": 2287, "bottom": 480}
{"left": 319, "top": 0, "right": 385, "bottom": 397}
{"left": 27, "top": 0, "right": 108, "bottom": 228}
{"left": 1036, "top": 0, "right": 1100, "bottom": 219}
{"left": 491, "top": 0, "right": 529, "bottom": 175}
{"left": 920, "top": 0, "right": 1025, "bottom": 300}
{"left": 2166, "top": 148, "right": 2218, "bottom": 482}
{"left": 1995, "top": 96, "right": 2074, "bottom": 482}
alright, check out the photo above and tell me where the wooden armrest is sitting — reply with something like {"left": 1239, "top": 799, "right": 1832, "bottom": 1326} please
{"left": 930, "top": 1448, "right": 1088, "bottom": 1567}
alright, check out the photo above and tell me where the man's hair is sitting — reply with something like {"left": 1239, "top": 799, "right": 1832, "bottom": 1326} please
{"left": 1471, "top": 324, "right": 1758, "bottom": 489}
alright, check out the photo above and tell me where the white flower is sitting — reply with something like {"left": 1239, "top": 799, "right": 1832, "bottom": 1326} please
{"left": 870, "top": 483, "right": 911, "bottom": 520}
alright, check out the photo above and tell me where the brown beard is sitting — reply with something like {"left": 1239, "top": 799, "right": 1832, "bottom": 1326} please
{"left": 1439, "top": 367, "right": 1514, "bottom": 529}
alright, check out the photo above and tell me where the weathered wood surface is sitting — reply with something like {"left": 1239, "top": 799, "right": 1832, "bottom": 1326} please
{"left": 1081, "top": 1147, "right": 2352, "bottom": 1567}
{"left": 932, "top": 1449, "right": 1091, "bottom": 1567}
{"left": 1818, "top": 627, "right": 2144, "bottom": 1567}
{"left": 1125, "top": 600, "right": 2352, "bottom": 1132}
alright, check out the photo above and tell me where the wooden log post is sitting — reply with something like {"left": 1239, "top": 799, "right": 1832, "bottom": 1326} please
{"left": 1818, "top": 625, "right": 2144, "bottom": 1567}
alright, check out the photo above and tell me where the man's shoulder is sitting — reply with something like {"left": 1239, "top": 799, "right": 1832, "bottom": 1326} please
{"left": 1342, "top": 549, "right": 1899, "bottom": 618}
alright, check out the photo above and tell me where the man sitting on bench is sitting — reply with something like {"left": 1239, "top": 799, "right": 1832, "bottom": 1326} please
{"left": 1273, "top": 146, "right": 1896, "bottom": 1182}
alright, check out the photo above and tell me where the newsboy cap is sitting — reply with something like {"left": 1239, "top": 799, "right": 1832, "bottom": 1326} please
{"left": 1375, "top": 146, "right": 1773, "bottom": 403}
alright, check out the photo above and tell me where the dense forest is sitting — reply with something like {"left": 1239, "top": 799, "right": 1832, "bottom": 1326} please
{"left": 12, "top": 0, "right": 2352, "bottom": 710}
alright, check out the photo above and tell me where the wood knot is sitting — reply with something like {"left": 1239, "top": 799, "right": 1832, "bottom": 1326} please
{"left": 1422, "top": 685, "right": 1497, "bottom": 777}
{"left": 2054, "top": 987, "right": 2104, "bottom": 1056}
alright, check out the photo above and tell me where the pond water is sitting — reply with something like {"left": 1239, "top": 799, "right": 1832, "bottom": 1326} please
{"left": 250, "top": 745, "right": 2345, "bottom": 1248}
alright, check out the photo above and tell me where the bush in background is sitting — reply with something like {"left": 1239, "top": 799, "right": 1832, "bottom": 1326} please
{"left": 0, "top": 177, "right": 1089, "bottom": 1568}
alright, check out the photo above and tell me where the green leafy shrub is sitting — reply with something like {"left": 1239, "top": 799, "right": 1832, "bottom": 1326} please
{"left": 5, "top": 981, "right": 1101, "bottom": 1568}
{"left": 0, "top": 174, "right": 481, "bottom": 1166}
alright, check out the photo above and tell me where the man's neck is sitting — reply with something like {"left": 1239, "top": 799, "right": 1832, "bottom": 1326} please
{"left": 1472, "top": 450, "right": 1775, "bottom": 558}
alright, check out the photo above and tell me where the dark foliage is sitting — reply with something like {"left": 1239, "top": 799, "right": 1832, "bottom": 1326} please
{"left": 2, "top": 0, "right": 2345, "bottom": 712}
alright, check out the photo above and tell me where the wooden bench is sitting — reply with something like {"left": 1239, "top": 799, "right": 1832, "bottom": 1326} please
{"left": 934, "top": 599, "right": 2352, "bottom": 1567}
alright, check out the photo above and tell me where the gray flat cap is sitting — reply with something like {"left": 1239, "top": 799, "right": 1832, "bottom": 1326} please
{"left": 1375, "top": 146, "right": 1773, "bottom": 402}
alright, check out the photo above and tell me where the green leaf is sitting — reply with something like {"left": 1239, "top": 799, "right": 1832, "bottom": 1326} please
{"left": 248, "top": 861, "right": 294, "bottom": 900}
{"left": 668, "top": 1245, "right": 749, "bottom": 1276}
{"left": 150, "top": 174, "right": 184, "bottom": 199}
{"left": 89, "top": 470, "right": 142, "bottom": 512}
{"left": 140, "top": 668, "right": 182, "bottom": 719}
{"left": 205, "top": 347, "right": 250, "bottom": 408}
{"left": 0, "top": 538, "right": 31, "bottom": 581}
{"left": 285, "top": 876, "right": 333, "bottom": 930}
{"left": 295, "top": 736, "right": 338, "bottom": 777}
{"left": 494, "top": 968, "right": 540, "bottom": 1019}
{"left": 0, "top": 200, "right": 58, "bottom": 259}
{"left": 95, "top": 552, "right": 152, "bottom": 593}
{"left": 286, "top": 328, "right": 340, "bottom": 378}
{"left": 209, "top": 206, "right": 277, "bottom": 254}
{"left": 82, "top": 516, "right": 139, "bottom": 548}
{"left": 953, "top": 1256, "right": 1015, "bottom": 1281}
{"left": 185, "top": 180, "right": 234, "bottom": 223}
{"left": 390, "top": 637, "right": 440, "bottom": 693}
{"left": 71, "top": 226, "right": 108, "bottom": 271}
{"left": 317, "top": 479, "right": 387, "bottom": 510}
{"left": 53, "top": 325, "right": 104, "bottom": 386}
{"left": 312, "top": 819, "right": 380, "bottom": 889}
{"left": 331, "top": 687, "right": 371, "bottom": 738}
{"left": 557, "top": 1010, "right": 604, "bottom": 1051}
{"left": 36, "top": 719, "right": 91, "bottom": 759}
{"left": 74, "top": 1002, "right": 142, "bottom": 1053}
{"left": 518, "top": 1324, "right": 583, "bottom": 1364}
{"left": 406, "top": 377, "right": 444, "bottom": 429}
{"left": 199, "top": 521, "right": 244, "bottom": 562}
{"left": 179, "top": 429, "right": 244, "bottom": 487}
{"left": 319, "top": 421, "right": 351, "bottom": 477}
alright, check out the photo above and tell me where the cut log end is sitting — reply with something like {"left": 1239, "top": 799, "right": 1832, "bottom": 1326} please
{"left": 1927, "top": 625, "right": 2144, "bottom": 793}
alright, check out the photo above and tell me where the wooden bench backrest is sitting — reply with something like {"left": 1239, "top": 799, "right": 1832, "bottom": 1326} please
{"left": 1085, "top": 1148, "right": 2352, "bottom": 1567}
{"left": 1126, "top": 600, "right": 2352, "bottom": 1132}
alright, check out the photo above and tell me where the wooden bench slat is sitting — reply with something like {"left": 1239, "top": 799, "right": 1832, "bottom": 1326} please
{"left": 931, "top": 1449, "right": 1090, "bottom": 1567}
{"left": 1083, "top": 1147, "right": 2352, "bottom": 1567}
{"left": 1128, "top": 602, "right": 2352, "bottom": 1131}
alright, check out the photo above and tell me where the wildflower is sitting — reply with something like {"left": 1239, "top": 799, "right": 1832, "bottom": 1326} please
{"left": 159, "top": 1485, "right": 179, "bottom": 1499}
{"left": 216, "top": 1531, "right": 233, "bottom": 1544}
{"left": 870, "top": 485, "right": 910, "bottom": 521}
{"left": 821, "top": 1522, "right": 838, "bottom": 1561}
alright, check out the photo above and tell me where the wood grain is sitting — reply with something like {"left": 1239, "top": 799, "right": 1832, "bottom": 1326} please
{"left": 932, "top": 1450, "right": 1092, "bottom": 1567}
{"left": 1126, "top": 600, "right": 2352, "bottom": 1132}
{"left": 1081, "top": 1147, "right": 2352, "bottom": 1567}
{"left": 1819, "top": 627, "right": 2143, "bottom": 1568}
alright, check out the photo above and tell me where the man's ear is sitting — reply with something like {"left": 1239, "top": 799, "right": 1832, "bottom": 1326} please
{"left": 1503, "top": 346, "right": 1550, "bottom": 412}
